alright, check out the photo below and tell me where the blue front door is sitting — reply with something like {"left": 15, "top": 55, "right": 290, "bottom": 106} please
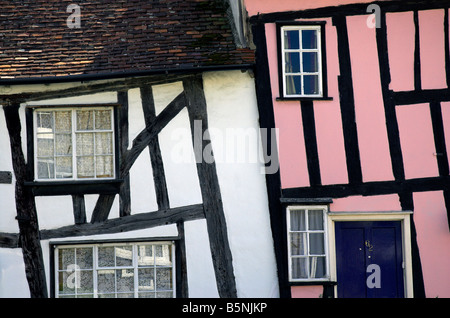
{"left": 335, "top": 221, "right": 404, "bottom": 298}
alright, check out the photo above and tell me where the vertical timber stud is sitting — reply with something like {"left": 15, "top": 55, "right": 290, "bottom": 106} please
{"left": 183, "top": 76, "right": 238, "bottom": 298}
{"left": 4, "top": 103, "right": 48, "bottom": 298}
{"left": 118, "top": 91, "right": 131, "bottom": 217}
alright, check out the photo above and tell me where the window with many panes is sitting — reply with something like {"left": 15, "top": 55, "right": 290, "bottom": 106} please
{"left": 54, "top": 242, "right": 175, "bottom": 298}
{"left": 278, "top": 23, "right": 326, "bottom": 99}
{"left": 34, "top": 107, "right": 115, "bottom": 181}
{"left": 287, "top": 206, "right": 329, "bottom": 282}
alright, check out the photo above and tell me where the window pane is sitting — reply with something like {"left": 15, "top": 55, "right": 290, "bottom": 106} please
{"left": 96, "top": 156, "right": 113, "bottom": 178}
{"left": 290, "top": 232, "right": 307, "bottom": 256}
{"left": 291, "top": 257, "right": 308, "bottom": 279}
{"left": 116, "top": 269, "right": 134, "bottom": 292}
{"left": 55, "top": 134, "right": 72, "bottom": 155}
{"left": 155, "top": 268, "right": 172, "bottom": 290}
{"left": 156, "top": 291, "right": 173, "bottom": 298}
{"left": 138, "top": 245, "right": 154, "bottom": 267}
{"left": 76, "top": 133, "right": 94, "bottom": 155}
{"left": 138, "top": 268, "right": 155, "bottom": 291}
{"left": 310, "top": 256, "right": 326, "bottom": 278}
{"left": 284, "top": 30, "right": 299, "bottom": 49}
{"left": 55, "top": 156, "right": 72, "bottom": 179}
{"left": 59, "top": 248, "right": 75, "bottom": 270}
{"left": 59, "top": 271, "right": 75, "bottom": 295}
{"left": 285, "top": 75, "right": 302, "bottom": 95}
{"left": 308, "top": 210, "right": 324, "bottom": 230}
{"left": 76, "top": 248, "right": 93, "bottom": 269}
{"left": 303, "top": 75, "right": 319, "bottom": 95}
{"left": 37, "top": 136, "right": 54, "bottom": 157}
{"left": 79, "top": 270, "right": 94, "bottom": 293}
{"left": 37, "top": 158, "right": 54, "bottom": 179}
{"left": 77, "top": 156, "right": 94, "bottom": 179}
{"left": 302, "top": 29, "right": 318, "bottom": 49}
{"left": 98, "top": 247, "right": 115, "bottom": 267}
{"left": 285, "top": 52, "right": 300, "bottom": 73}
{"left": 97, "top": 269, "right": 115, "bottom": 294}
{"left": 155, "top": 245, "right": 172, "bottom": 267}
{"left": 302, "top": 52, "right": 318, "bottom": 73}
{"left": 77, "top": 110, "right": 94, "bottom": 131}
{"left": 290, "top": 209, "right": 306, "bottom": 231}
{"left": 95, "top": 132, "right": 113, "bottom": 155}
{"left": 55, "top": 111, "right": 72, "bottom": 133}
{"left": 309, "top": 233, "right": 325, "bottom": 255}
{"left": 37, "top": 112, "right": 53, "bottom": 131}
{"left": 115, "top": 246, "right": 133, "bottom": 267}
{"left": 95, "top": 110, "right": 112, "bottom": 130}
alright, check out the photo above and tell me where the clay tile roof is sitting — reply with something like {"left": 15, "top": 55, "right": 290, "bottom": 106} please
{"left": 0, "top": 0, "right": 254, "bottom": 80}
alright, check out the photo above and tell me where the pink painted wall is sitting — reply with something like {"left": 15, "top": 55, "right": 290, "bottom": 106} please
{"left": 442, "top": 102, "right": 450, "bottom": 171}
{"left": 347, "top": 15, "right": 394, "bottom": 182}
{"left": 330, "top": 194, "right": 401, "bottom": 212}
{"left": 396, "top": 104, "right": 439, "bottom": 179}
{"left": 265, "top": 23, "right": 310, "bottom": 189}
{"left": 386, "top": 11, "right": 415, "bottom": 91}
{"left": 419, "top": 10, "right": 447, "bottom": 90}
{"left": 413, "top": 191, "right": 450, "bottom": 297}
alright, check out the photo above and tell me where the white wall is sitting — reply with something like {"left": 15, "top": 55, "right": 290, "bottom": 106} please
{"left": 0, "top": 70, "right": 279, "bottom": 298}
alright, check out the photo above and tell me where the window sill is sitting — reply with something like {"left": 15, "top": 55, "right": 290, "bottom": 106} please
{"left": 276, "top": 96, "right": 333, "bottom": 101}
{"left": 24, "top": 179, "right": 123, "bottom": 196}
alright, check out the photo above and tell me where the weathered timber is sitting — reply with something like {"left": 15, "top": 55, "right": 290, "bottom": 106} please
{"left": 184, "top": 76, "right": 237, "bottom": 298}
{"left": 0, "top": 171, "right": 12, "bottom": 184}
{"left": 41, "top": 204, "right": 204, "bottom": 240}
{"left": 0, "top": 232, "right": 19, "bottom": 248}
{"left": 140, "top": 85, "right": 170, "bottom": 210}
{"left": 72, "top": 194, "right": 86, "bottom": 225}
{"left": 176, "top": 221, "right": 189, "bottom": 298}
{"left": 3, "top": 103, "right": 48, "bottom": 298}
{"left": 118, "top": 91, "right": 131, "bottom": 217}
{"left": 90, "top": 194, "right": 116, "bottom": 223}
{"left": 120, "top": 91, "right": 186, "bottom": 177}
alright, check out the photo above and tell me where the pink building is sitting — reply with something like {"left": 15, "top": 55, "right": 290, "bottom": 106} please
{"left": 246, "top": 0, "right": 450, "bottom": 298}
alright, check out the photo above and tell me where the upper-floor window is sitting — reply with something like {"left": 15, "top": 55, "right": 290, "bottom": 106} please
{"left": 34, "top": 107, "right": 116, "bottom": 181}
{"left": 278, "top": 23, "right": 327, "bottom": 99}
{"left": 287, "top": 205, "right": 329, "bottom": 282}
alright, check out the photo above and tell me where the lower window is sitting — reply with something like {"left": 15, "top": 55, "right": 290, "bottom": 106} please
{"left": 287, "top": 205, "right": 329, "bottom": 282}
{"left": 54, "top": 241, "right": 175, "bottom": 298}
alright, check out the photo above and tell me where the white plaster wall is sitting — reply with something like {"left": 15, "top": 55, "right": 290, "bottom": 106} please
{"left": 203, "top": 70, "right": 279, "bottom": 297}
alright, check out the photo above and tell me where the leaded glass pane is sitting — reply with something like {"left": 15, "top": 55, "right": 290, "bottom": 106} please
{"left": 79, "top": 270, "right": 94, "bottom": 293}
{"left": 37, "top": 136, "right": 54, "bottom": 157}
{"left": 37, "top": 112, "right": 53, "bottom": 131}
{"left": 95, "top": 132, "right": 113, "bottom": 155}
{"left": 55, "top": 111, "right": 72, "bottom": 133}
{"left": 77, "top": 110, "right": 94, "bottom": 131}
{"left": 116, "top": 269, "right": 134, "bottom": 292}
{"left": 59, "top": 271, "right": 75, "bottom": 295}
{"left": 55, "top": 134, "right": 72, "bottom": 155}
{"left": 76, "top": 133, "right": 94, "bottom": 155}
{"left": 97, "top": 269, "right": 115, "bottom": 294}
{"left": 37, "top": 158, "right": 54, "bottom": 179}
{"left": 59, "top": 248, "right": 75, "bottom": 270}
{"left": 55, "top": 156, "right": 72, "bottom": 179}
{"left": 76, "top": 248, "right": 93, "bottom": 269}
{"left": 115, "top": 246, "right": 133, "bottom": 267}
{"left": 138, "top": 268, "right": 154, "bottom": 291}
{"left": 138, "top": 245, "right": 154, "bottom": 267}
{"left": 95, "top": 110, "right": 112, "bottom": 130}
{"left": 77, "top": 156, "right": 94, "bottom": 178}
{"left": 155, "top": 268, "right": 172, "bottom": 290}
{"left": 155, "top": 245, "right": 172, "bottom": 267}
{"left": 156, "top": 292, "right": 173, "bottom": 298}
{"left": 98, "top": 247, "right": 115, "bottom": 267}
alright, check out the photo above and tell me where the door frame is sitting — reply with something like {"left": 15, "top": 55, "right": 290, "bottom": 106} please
{"left": 327, "top": 211, "right": 414, "bottom": 298}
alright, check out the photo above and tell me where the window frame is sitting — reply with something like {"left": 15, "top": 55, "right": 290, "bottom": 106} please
{"left": 31, "top": 105, "right": 119, "bottom": 183}
{"left": 286, "top": 205, "right": 330, "bottom": 283}
{"left": 276, "top": 21, "right": 330, "bottom": 101}
{"left": 52, "top": 241, "right": 176, "bottom": 298}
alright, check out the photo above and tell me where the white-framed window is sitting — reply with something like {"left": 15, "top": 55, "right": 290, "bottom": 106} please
{"left": 54, "top": 241, "right": 175, "bottom": 298}
{"left": 34, "top": 107, "right": 115, "bottom": 181}
{"left": 279, "top": 24, "right": 324, "bottom": 98}
{"left": 287, "top": 205, "right": 329, "bottom": 282}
